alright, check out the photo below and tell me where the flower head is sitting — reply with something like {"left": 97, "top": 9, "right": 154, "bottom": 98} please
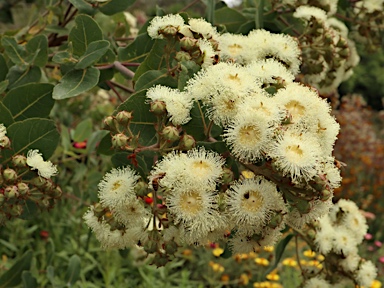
{"left": 147, "top": 14, "right": 185, "bottom": 39}
{"left": 26, "top": 149, "right": 58, "bottom": 179}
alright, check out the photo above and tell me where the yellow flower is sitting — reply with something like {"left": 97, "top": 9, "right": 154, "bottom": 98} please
{"left": 212, "top": 247, "right": 224, "bottom": 257}
{"left": 282, "top": 258, "right": 297, "bottom": 267}
{"left": 239, "top": 273, "right": 250, "bottom": 285}
{"left": 317, "top": 254, "right": 325, "bottom": 261}
{"left": 266, "top": 272, "right": 280, "bottom": 281}
{"left": 255, "top": 257, "right": 270, "bottom": 266}
{"left": 303, "top": 250, "right": 316, "bottom": 258}
{"left": 308, "top": 260, "right": 322, "bottom": 269}
{"left": 209, "top": 261, "right": 224, "bottom": 273}
{"left": 371, "top": 280, "right": 382, "bottom": 288}
{"left": 264, "top": 246, "right": 274, "bottom": 252}
{"left": 221, "top": 274, "right": 230, "bottom": 283}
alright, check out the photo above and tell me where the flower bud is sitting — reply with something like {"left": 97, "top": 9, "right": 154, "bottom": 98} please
{"left": 144, "top": 240, "right": 158, "bottom": 254}
{"left": 9, "top": 204, "right": 22, "bottom": 216}
{"left": 30, "top": 177, "right": 46, "bottom": 188}
{"left": 40, "top": 198, "right": 51, "bottom": 208}
{"left": 296, "top": 199, "right": 311, "bottom": 215}
{"left": 0, "top": 136, "right": 10, "bottom": 149}
{"left": 151, "top": 253, "right": 169, "bottom": 267}
{"left": 268, "top": 213, "right": 283, "bottom": 229}
{"left": 17, "top": 182, "right": 29, "bottom": 196}
{"left": 4, "top": 185, "right": 19, "bottom": 199}
{"left": 103, "top": 116, "right": 119, "bottom": 132}
{"left": 111, "top": 133, "right": 129, "bottom": 148}
{"left": 12, "top": 155, "right": 27, "bottom": 167}
{"left": 162, "top": 126, "right": 179, "bottom": 142}
{"left": 3, "top": 168, "right": 18, "bottom": 183}
{"left": 161, "top": 25, "right": 178, "bottom": 37}
{"left": 164, "top": 241, "right": 178, "bottom": 255}
{"left": 222, "top": 168, "right": 234, "bottom": 185}
{"left": 320, "top": 189, "right": 332, "bottom": 201}
{"left": 306, "top": 229, "right": 316, "bottom": 240}
{"left": 116, "top": 111, "right": 133, "bottom": 127}
{"left": 50, "top": 186, "right": 62, "bottom": 198}
{"left": 134, "top": 181, "right": 149, "bottom": 197}
{"left": 180, "top": 37, "right": 197, "bottom": 51}
{"left": 179, "top": 134, "right": 196, "bottom": 151}
{"left": 150, "top": 100, "right": 167, "bottom": 116}
{"left": 175, "top": 51, "right": 192, "bottom": 62}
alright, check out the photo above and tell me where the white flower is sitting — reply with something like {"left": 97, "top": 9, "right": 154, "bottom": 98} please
{"left": 146, "top": 85, "right": 193, "bottom": 125}
{"left": 332, "top": 226, "right": 358, "bottom": 256}
{"left": 355, "top": 260, "right": 377, "bottom": 288}
{"left": 26, "top": 149, "right": 58, "bottom": 179}
{"left": 218, "top": 33, "right": 250, "bottom": 64}
{"left": 225, "top": 177, "right": 285, "bottom": 232}
{"left": 293, "top": 5, "right": 328, "bottom": 22}
{"left": 147, "top": 14, "right": 185, "bottom": 39}
{"left": 98, "top": 166, "right": 140, "bottom": 208}
{"left": 0, "top": 124, "right": 6, "bottom": 139}
{"left": 313, "top": 215, "right": 335, "bottom": 254}
{"left": 197, "top": 38, "right": 216, "bottom": 68}
{"left": 340, "top": 252, "right": 360, "bottom": 272}
{"left": 188, "top": 18, "right": 219, "bottom": 39}
{"left": 303, "top": 276, "right": 332, "bottom": 288}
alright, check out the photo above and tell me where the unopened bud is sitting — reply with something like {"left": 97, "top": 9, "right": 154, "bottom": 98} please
{"left": 307, "top": 229, "right": 316, "bottom": 240}
{"left": 111, "top": 133, "right": 129, "bottom": 148}
{"left": 134, "top": 181, "right": 149, "bottom": 197}
{"left": 3, "top": 168, "right": 18, "bottom": 183}
{"left": 175, "top": 51, "right": 192, "bottom": 62}
{"left": 320, "top": 189, "right": 332, "bottom": 201}
{"left": 17, "top": 182, "right": 29, "bottom": 196}
{"left": 4, "top": 185, "right": 19, "bottom": 198}
{"left": 150, "top": 100, "right": 167, "bottom": 116}
{"left": 151, "top": 252, "right": 169, "bottom": 267}
{"left": 12, "top": 155, "right": 27, "bottom": 167}
{"left": 9, "top": 204, "right": 22, "bottom": 216}
{"left": 222, "top": 168, "right": 234, "bottom": 185}
{"left": 179, "top": 134, "right": 195, "bottom": 151}
{"left": 161, "top": 25, "right": 178, "bottom": 37}
{"left": 268, "top": 213, "right": 283, "bottom": 229}
{"left": 144, "top": 240, "right": 158, "bottom": 254}
{"left": 0, "top": 136, "right": 10, "bottom": 149}
{"left": 180, "top": 37, "right": 197, "bottom": 51}
{"left": 103, "top": 116, "right": 119, "bottom": 132}
{"left": 296, "top": 199, "right": 311, "bottom": 215}
{"left": 40, "top": 198, "right": 51, "bottom": 208}
{"left": 116, "top": 111, "right": 133, "bottom": 127}
{"left": 162, "top": 126, "right": 179, "bottom": 142}
{"left": 50, "top": 186, "right": 62, "bottom": 198}
{"left": 164, "top": 241, "right": 178, "bottom": 255}
{"left": 30, "top": 177, "right": 46, "bottom": 188}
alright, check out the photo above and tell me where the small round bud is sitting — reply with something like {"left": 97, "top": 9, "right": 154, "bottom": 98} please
{"left": 103, "top": 116, "right": 119, "bottom": 132}
{"left": 51, "top": 186, "right": 62, "bottom": 198}
{"left": 175, "top": 51, "right": 192, "bottom": 62}
{"left": 0, "top": 136, "right": 10, "bottom": 149}
{"left": 151, "top": 253, "right": 169, "bottom": 267}
{"left": 306, "top": 229, "right": 316, "bottom": 240}
{"left": 111, "top": 133, "right": 129, "bottom": 148}
{"left": 17, "top": 182, "right": 29, "bottom": 196}
{"left": 134, "top": 181, "right": 149, "bottom": 197}
{"left": 116, "top": 111, "right": 133, "bottom": 126}
{"left": 180, "top": 37, "right": 197, "bottom": 51}
{"left": 161, "top": 25, "right": 178, "bottom": 37}
{"left": 9, "top": 204, "right": 22, "bottom": 216}
{"left": 222, "top": 168, "right": 234, "bottom": 185}
{"left": 179, "top": 134, "right": 196, "bottom": 151}
{"left": 150, "top": 100, "right": 167, "bottom": 116}
{"left": 30, "top": 177, "right": 46, "bottom": 188}
{"left": 12, "top": 155, "right": 27, "bottom": 167}
{"left": 164, "top": 241, "right": 178, "bottom": 255}
{"left": 296, "top": 199, "right": 311, "bottom": 215}
{"left": 162, "top": 126, "right": 179, "bottom": 142}
{"left": 3, "top": 168, "right": 18, "bottom": 183}
{"left": 268, "top": 213, "right": 283, "bottom": 229}
{"left": 144, "top": 240, "right": 158, "bottom": 254}
{"left": 40, "top": 198, "right": 51, "bottom": 208}
{"left": 320, "top": 189, "right": 332, "bottom": 201}
{"left": 4, "top": 185, "right": 19, "bottom": 198}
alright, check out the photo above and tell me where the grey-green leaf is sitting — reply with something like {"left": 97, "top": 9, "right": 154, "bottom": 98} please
{"left": 135, "top": 69, "right": 177, "bottom": 91}
{"left": 73, "top": 118, "right": 93, "bottom": 142}
{"left": 98, "top": 0, "right": 135, "bottom": 15}
{"left": 22, "top": 271, "right": 37, "bottom": 288}
{"left": 75, "top": 40, "right": 110, "bottom": 69}
{"left": 25, "top": 35, "right": 48, "bottom": 67}
{"left": 0, "top": 102, "right": 14, "bottom": 127}
{"left": 52, "top": 67, "right": 100, "bottom": 99}
{"left": 68, "top": 14, "right": 103, "bottom": 56}
{"left": 0, "top": 80, "right": 9, "bottom": 94}
{"left": 3, "top": 83, "right": 54, "bottom": 121}
{"left": 7, "top": 66, "right": 41, "bottom": 90}
{"left": 0, "top": 250, "right": 33, "bottom": 288}
{"left": 1, "top": 36, "right": 26, "bottom": 65}
{"left": 68, "top": 0, "right": 95, "bottom": 15}
{"left": 0, "top": 54, "right": 8, "bottom": 81}
{"left": 64, "top": 255, "right": 81, "bottom": 286}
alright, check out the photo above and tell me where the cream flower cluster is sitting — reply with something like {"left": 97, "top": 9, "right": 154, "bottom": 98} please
{"left": 0, "top": 124, "right": 8, "bottom": 148}
{"left": 307, "top": 199, "right": 377, "bottom": 287}
{"left": 26, "top": 149, "right": 58, "bottom": 179}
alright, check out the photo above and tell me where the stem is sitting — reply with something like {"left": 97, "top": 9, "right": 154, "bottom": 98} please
{"left": 205, "top": 120, "right": 214, "bottom": 141}
{"left": 106, "top": 81, "right": 125, "bottom": 102}
{"left": 108, "top": 80, "right": 135, "bottom": 94}
{"left": 197, "top": 102, "right": 207, "bottom": 131}
{"left": 113, "top": 61, "right": 135, "bottom": 78}
{"left": 295, "top": 234, "right": 306, "bottom": 279}
{"left": 179, "top": 0, "right": 200, "bottom": 12}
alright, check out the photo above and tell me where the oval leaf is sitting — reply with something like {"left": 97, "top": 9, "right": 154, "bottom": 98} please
{"left": 25, "top": 35, "right": 48, "bottom": 67}
{"left": 0, "top": 102, "right": 14, "bottom": 127}
{"left": 73, "top": 118, "right": 93, "bottom": 142}
{"left": 7, "top": 66, "right": 42, "bottom": 90}
{"left": 68, "top": 14, "right": 103, "bottom": 56}
{"left": 52, "top": 67, "right": 100, "bottom": 99}
{"left": 0, "top": 54, "right": 8, "bottom": 81}
{"left": 264, "top": 233, "right": 294, "bottom": 278}
{"left": 22, "top": 271, "right": 37, "bottom": 288}
{"left": 135, "top": 69, "right": 177, "bottom": 91}
{"left": 98, "top": 0, "right": 135, "bottom": 15}
{"left": 0, "top": 250, "right": 33, "bottom": 288}
{"left": 3, "top": 83, "right": 54, "bottom": 121}
{"left": 214, "top": 7, "right": 247, "bottom": 33}
{"left": 1, "top": 36, "right": 26, "bottom": 65}
{"left": 75, "top": 40, "right": 110, "bottom": 69}
{"left": 64, "top": 255, "right": 81, "bottom": 286}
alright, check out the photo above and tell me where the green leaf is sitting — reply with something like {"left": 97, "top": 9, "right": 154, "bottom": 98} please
{"left": 116, "top": 90, "right": 157, "bottom": 146}
{"left": 97, "top": 133, "right": 114, "bottom": 155}
{"left": 135, "top": 69, "right": 177, "bottom": 91}
{"left": 22, "top": 271, "right": 37, "bottom": 288}
{"left": 178, "top": 61, "right": 200, "bottom": 91}
{"left": 98, "top": 0, "right": 135, "bottom": 15}
{"left": 52, "top": 67, "right": 100, "bottom": 99}
{"left": 52, "top": 51, "right": 76, "bottom": 64}
{"left": 133, "top": 39, "right": 167, "bottom": 82}
{"left": 19, "top": 200, "right": 39, "bottom": 220}
{"left": 75, "top": 40, "right": 110, "bottom": 69}
{"left": 0, "top": 118, "right": 60, "bottom": 164}
{"left": 86, "top": 130, "right": 108, "bottom": 154}
{"left": 1, "top": 36, "right": 26, "bottom": 65}
{"left": 0, "top": 102, "right": 14, "bottom": 127}
{"left": 2, "top": 83, "right": 54, "bottom": 121}
{"left": 118, "top": 33, "right": 154, "bottom": 64}
{"left": 68, "top": 0, "right": 95, "bottom": 15}
{"left": 25, "top": 35, "right": 48, "bottom": 67}
{"left": 264, "top": 233, "right": 294, "bottom": 278}
{"left": 254, "top": 0, "right": 264, "bottom": 29}
{"left": 111, "top": 150, "right": 157, "bottom": 178}
{"left": 7, "top": 66, "right": 41, "bottom": 90}
{"left": 0, "top": 250, "right": 33, "bottom": 288}
{"left": 0, "top": 80, "right": 9, "bottom": 94}
{"left": 197, "top": 141, "right": 227, "bottom": 154}
{"left": 46, "top": 266, "right": 55, "bottom": 286}
{"left": 73, "top": 118, "right": 93, "bottom": 142}
{"left": 0, "top": 54, "right": 8, "bottom": 81}
{"left": 68, "top": 14, "right": 103, "bottom": 56}
{"left": 214, "top": 7, "right": 247, "bottom": 33}
{"left": 202, "top": 0, "right": 215, "bottom": 24}
{"left": 182, "top": 102, "right": 207, "bottom": 141}
{"left": 64, "top": 255, "right": 81, "bottom": 286}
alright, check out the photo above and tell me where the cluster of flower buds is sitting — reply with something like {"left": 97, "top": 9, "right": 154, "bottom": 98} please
{"left": 0, "top": 152, "right": 61, "bottom": 225}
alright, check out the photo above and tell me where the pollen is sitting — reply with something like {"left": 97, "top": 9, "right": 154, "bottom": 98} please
{"left": 112, "top": 180, "right": 122, "bottom": 191}
{"left": 241, "top": 190, "right": 264, "bottom": 212}
{"left": 229, "top": 43, "right": 242, "bottom": 55}
{"left": 285, "top": 100, "right": 305, "bottom": 118}
{"left": 239, "top": 125, "right": 261, "bottom": 145}
{"left": 180, "top": 191, "right": 203, "bottom": 215}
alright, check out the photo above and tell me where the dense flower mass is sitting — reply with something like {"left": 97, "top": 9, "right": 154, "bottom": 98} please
{"left": 26, "top": 149, "right": 58, "bottom": 179}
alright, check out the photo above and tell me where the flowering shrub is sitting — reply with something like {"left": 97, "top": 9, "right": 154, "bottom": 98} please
{"left": 0, "top": 0, "right": 383, "bottom": 286}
